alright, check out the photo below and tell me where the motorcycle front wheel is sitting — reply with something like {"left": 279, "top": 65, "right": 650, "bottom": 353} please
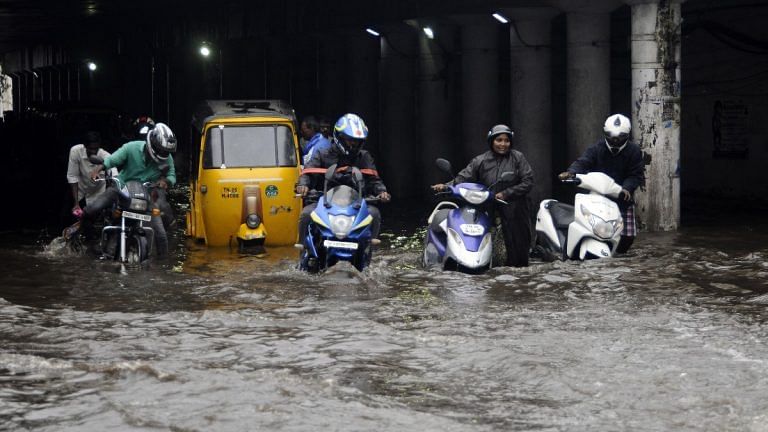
{"left": 126, "top": 235, "right": 149, "bottom": 264}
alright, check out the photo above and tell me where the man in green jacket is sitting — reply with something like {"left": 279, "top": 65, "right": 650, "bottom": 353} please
{"left": 84, "top": 123, "right": 177, "bottom": 256}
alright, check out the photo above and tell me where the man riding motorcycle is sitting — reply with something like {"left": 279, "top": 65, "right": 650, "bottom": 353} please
{"left": 295, "top": 113, "right": 391, "bottom": 241}
{"left": 84, "top": 123, "right": 178, "bottom": 256}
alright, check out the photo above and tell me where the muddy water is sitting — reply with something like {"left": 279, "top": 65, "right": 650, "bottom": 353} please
{"left": 1, "top": 220, "right": 768, "bottom": 431}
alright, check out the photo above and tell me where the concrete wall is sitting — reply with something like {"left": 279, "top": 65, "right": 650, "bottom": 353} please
{"left": 680, "top": 2, "right": 768, "bottom": 201}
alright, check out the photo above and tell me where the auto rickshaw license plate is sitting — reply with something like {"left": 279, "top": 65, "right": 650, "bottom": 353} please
{"left": 123, "top": 211, "right": 152, "bottom": 222}
{"left": 324, "top": 240, "right": 358, "bottom": 250}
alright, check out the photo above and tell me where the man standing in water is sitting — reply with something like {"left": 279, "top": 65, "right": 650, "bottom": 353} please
{"left": 558, "top": 114, "right": 644, "bottom": 253}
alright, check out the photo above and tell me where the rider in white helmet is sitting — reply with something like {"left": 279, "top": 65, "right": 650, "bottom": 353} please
{"left": 558, "top": 114, "right": 645, "bottom": 253}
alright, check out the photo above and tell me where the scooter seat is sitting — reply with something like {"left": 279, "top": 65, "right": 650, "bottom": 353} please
{"left": 547, "top": 201, "right": 575, "bottom": 229}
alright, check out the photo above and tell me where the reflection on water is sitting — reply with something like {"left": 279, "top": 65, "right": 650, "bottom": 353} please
{"left": 2, "top": 220, "right": 768, "bottom": 431}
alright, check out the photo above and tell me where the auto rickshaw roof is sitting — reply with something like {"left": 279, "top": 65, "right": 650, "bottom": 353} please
{"left": 191, "top": 99, "right": 297, "bottom": 132}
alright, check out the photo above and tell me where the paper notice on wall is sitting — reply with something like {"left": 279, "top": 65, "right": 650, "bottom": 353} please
{"left": 0, "top": 73, "right": 12, "bottom": 119}
{"left": 712, "top": 100, "right": 749, "bottom": 158}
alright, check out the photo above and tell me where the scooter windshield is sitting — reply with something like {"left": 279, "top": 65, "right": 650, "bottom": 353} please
{"left": 326, "top": 185, "right": 360, "bottom": 207}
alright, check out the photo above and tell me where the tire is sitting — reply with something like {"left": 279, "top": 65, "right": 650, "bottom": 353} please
{"left": 126, "top": 235, "right": 148, "bottom": 264}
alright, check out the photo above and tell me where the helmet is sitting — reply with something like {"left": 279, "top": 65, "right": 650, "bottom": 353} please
{"left": 132, "top": 116, "right": 155, "bottom": 139}
{"left": 146, "top": 122, "right": 177, "bottom": 163}
{"left": 333, "top": 113, "right": 368, "bottom": 157}
{"left": 603, "top": 114, "right": 631, "bottom": 154}
{"left": 487, "top": 124, "right": 514, "bottom": 145}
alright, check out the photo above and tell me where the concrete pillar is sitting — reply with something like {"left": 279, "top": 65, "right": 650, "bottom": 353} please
{"left": 627, "top": 0, "right": 682, "bottom": 231}
{"left": 506, "top": 7, "right": 559, "bottom": 206}
{"left": 455, "top": 15, "right": 499, "bottom": 165}
{"left": 318, "top": 34, "right": 347, "bottom": 120}
{"left": 379, "top": 23, "right": 419, "bottom": 199}
{"left": 417, "top": 20, "right": 458, "bottom": 187}
{"left": 346, "top": 33, "right": 380, "bottom": 158}
{"left": 564, "top": 5, "right": 617, "bottom": 162}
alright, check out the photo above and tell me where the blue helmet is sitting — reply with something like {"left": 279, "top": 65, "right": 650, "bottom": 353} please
{"left": 333, "top": 113, "right": 368, "bottom": 157}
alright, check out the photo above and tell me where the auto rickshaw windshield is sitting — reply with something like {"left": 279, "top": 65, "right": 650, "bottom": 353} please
{"left": 203, "top": 124, "right": 297, "bottom": 169}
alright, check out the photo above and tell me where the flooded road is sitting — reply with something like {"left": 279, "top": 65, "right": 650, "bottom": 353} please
{"left": 2, "top": 218, "right": 768, "bottom": 431}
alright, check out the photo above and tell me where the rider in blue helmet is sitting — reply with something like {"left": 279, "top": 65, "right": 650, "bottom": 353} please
{"left": 295, "top": 113, "right": 391, "bottom": 241}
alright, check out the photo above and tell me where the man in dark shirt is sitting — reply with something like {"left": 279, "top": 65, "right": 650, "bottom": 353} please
{"left": 559, "top": 114, "right": 645, "bottom": 253}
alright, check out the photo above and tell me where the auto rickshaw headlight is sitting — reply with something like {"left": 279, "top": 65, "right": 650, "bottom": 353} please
{"left": 246, "top": 214, "right": 261, "bottom": 229}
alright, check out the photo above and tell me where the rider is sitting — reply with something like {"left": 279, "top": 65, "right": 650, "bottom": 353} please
{"left": 558, "top": 113, "right": 644, "bottom": 253}
{"left": 431, "top": 124, "right": 535, "bottom": 267}
{"left": 295, "top": 113, "right": 391, "bottom": 241}
{"left": 84, "top": 123, "right": 178, "bottom": 256}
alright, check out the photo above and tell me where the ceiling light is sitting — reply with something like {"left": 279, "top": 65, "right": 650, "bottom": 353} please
{"left": 492, "top": 13, "right": 509, "bottom": 24}
{"left": 423, "top": 27, "right": 434, "bottom": 39}
{"left": 87, "top": 62, "right": 97, "bottom": 71}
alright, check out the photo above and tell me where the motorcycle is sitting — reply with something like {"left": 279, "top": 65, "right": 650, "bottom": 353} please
{"left": 87, "top": 156, "right": 157, "bottom": 264}
{"left": 534, "top": 172, "right": 624, "bottom": 261}
{"left": 99, "top": 178, "right": 157, "bottom": 264}
{"left": 297, "top": 164, "right": 379, "bottom": 273}
{"left": 422, "top": 158, "right": 514, "bottom": 272}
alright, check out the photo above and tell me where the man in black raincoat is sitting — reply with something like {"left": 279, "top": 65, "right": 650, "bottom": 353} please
{"left": 432, "top": 124, "right": 534, "bottom": 267}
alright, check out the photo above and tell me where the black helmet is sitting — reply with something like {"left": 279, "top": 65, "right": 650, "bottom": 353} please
{"left": 487, "top": 124, "right": 514, "bottom": 146}
{"left": 146, "top": 122, "right": 177, "bottom": 163}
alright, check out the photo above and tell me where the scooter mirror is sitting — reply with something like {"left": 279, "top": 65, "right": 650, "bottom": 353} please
{"left": 325, "top": 163, "right": 338, "bottom": 181}
{"left": 435, "top": 158, "right": 453, "bottom": 176}
{"left": 88, "top": 155, "right": 104, "bottom": 165}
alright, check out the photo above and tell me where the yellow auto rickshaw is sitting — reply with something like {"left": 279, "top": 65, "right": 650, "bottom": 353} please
{"left": 185, "top": 100, "right": 303, "bottom": 251}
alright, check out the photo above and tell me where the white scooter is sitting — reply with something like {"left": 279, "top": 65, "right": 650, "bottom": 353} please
{"left": 534, "top": 172, "right": 624, "bottom": 261}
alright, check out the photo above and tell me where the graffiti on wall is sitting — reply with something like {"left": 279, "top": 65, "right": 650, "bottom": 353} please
{"left": 712, "top": 100, "right": 749, "bottom": 158}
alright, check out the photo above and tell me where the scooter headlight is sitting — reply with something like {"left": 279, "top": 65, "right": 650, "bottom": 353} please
{"left": 329, "top": 214, "right": 355, "bottom": 239}
{"left": 459, "top": 188, "right": 490, "bottom": 205}
{"left": 129, "top": 198, "right": 148, "bottom": 212}
{"left": 580, "top": 204, "right": 620, "bottom": 239}
{"left": 246, "top": 214, "right": 261, "bottom": 229}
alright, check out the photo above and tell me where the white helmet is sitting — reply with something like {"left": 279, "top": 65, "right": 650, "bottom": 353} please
{"left": 146, "top": 122, "right": 177, "bottom": 163}
{"left": 603, "top": 114, "right": 631, "bottom": 155}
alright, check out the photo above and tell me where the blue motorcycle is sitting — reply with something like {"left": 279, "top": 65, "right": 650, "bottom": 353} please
{"left": 423, "top": 158, "right": 513, "bottom": 272}
{"left": 298, "top": 164, "right": 378, "bottom": 273}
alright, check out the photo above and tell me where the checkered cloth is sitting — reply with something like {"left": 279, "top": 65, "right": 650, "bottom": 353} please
{"left": 622, "top": 204, "right": 636, "bottom": 237}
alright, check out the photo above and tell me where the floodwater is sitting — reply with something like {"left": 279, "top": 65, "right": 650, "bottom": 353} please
{"left": 1, "top": 214, "right": 768, "bottom": 431}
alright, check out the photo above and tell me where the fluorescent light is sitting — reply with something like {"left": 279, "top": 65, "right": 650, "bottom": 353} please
{"left": 423, "top": 27, "right": 434, "bottom": 39}
{"left": 366, "top": 28, "right": 380, "bottom": 37}
{"left": 492, "top": 13, "right": 509, "bottom": 24}
{"left": 199, "top": 46, "right": 211, "bottom": 57}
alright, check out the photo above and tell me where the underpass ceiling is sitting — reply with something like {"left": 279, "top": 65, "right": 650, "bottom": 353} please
{"left": 0, "top": 0, "right": 549, "bottom": 55}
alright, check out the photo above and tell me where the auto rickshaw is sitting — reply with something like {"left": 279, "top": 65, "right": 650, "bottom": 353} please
{"left": 186, "top": 100, "right": 302, "bottom": 251}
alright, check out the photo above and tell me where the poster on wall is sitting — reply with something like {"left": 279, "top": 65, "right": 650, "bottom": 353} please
{"left": 0, "top": 65, "right": 13, "bottom": 120}
{"left": 712, "top": 100, "right": 749, "bottom": 158}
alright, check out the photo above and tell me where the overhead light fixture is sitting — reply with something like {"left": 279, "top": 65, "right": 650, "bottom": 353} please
{"left": 492, "top": 13, "right": 509, "bottom": 24}
{"left": 87, "top": 62, "right": 97, "bottom": 71}
{"left": 423, "top": 27, "right": 434, "bottom": 39}
{"left": 366, "top": 28, "right": 380, "bottom": 37}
